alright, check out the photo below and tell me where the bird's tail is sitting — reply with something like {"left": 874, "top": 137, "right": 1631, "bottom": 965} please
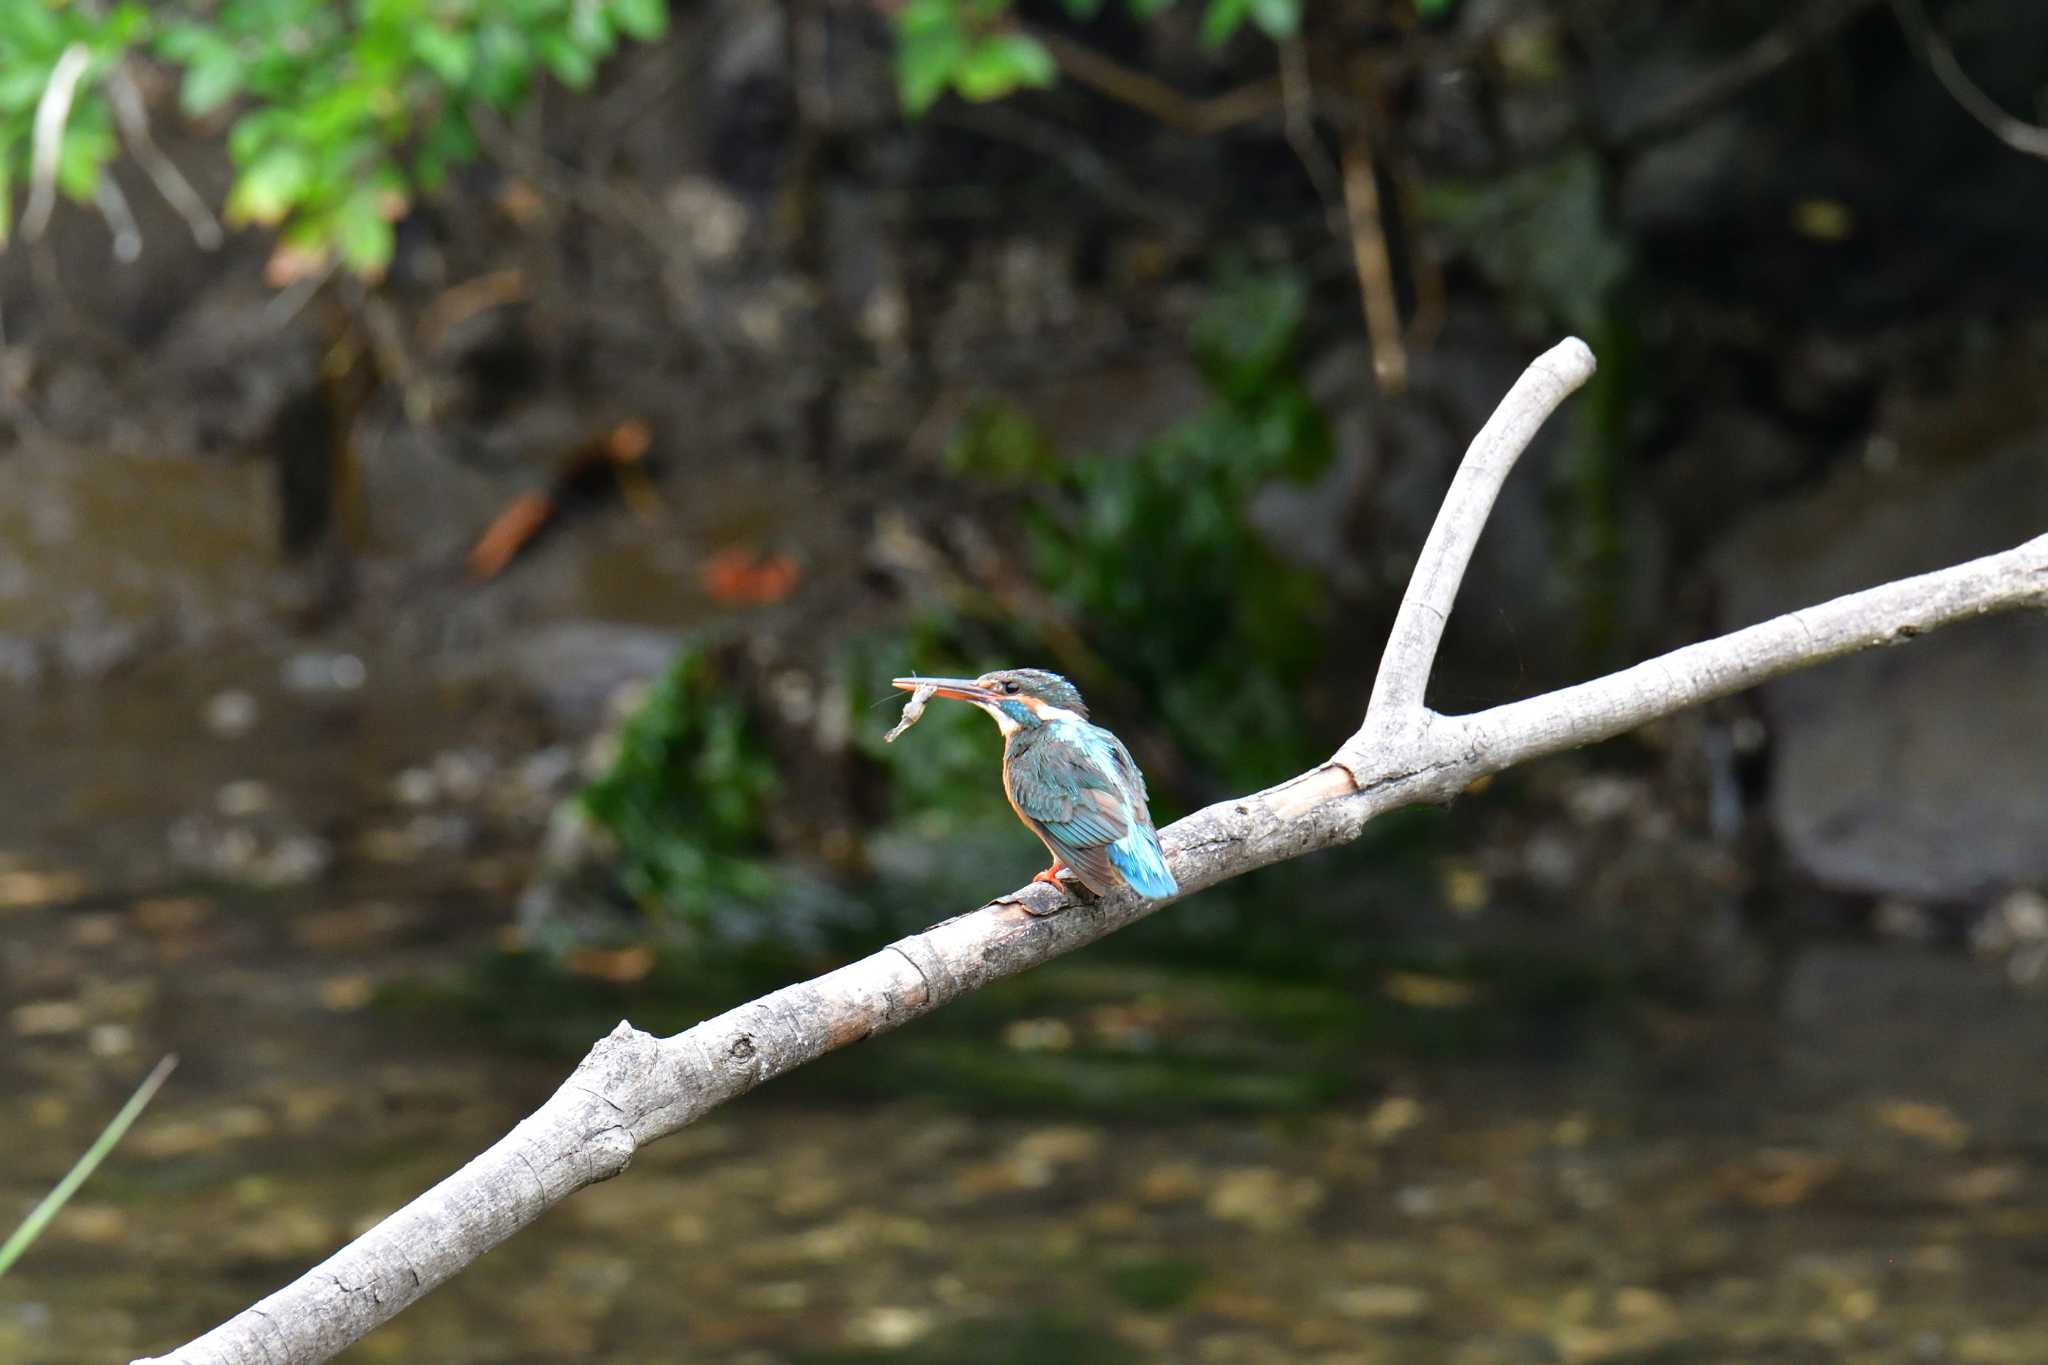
{"left": 1108, "top": 826, "right": 1179, "bottom": 900}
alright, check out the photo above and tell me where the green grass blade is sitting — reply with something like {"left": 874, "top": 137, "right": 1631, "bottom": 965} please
{"left": 0, "top": 1054, "right": 177, "bottom": 1278}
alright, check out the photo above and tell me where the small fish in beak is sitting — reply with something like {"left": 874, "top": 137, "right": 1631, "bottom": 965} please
{"left": 885, "top": 679, "right": 937, "bottom": 743}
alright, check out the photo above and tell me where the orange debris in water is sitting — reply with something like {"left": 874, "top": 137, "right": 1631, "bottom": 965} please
{"left": 607, "top": 418, "right": 652, "bottom": 463}
{"left": 700, "top": 547, "right": 801, "bottom": 605}
{"left": 466, "top": 492, "right": 553, "bottom": 581}
{"left": 565, "top": 945, "right": 656, "bottom": 985}
{"left": 464, "top": 418, "right": 660, "bottom": 581}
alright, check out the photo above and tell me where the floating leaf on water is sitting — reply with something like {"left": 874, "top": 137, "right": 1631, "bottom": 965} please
{"left": 700, "top": 547, "right": 801, "bottom": 605}
{"left": 1872, "top": 1098, "right": 1970, "bottom": 1150}
{"left": 1382, "top": 971, "right": 1480, "bottom": 1009}
{"left": 0, "top": 867, "right": 89, "bottom": 911}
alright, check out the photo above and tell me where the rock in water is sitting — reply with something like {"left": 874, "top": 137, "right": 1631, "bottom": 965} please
{"left": 1711, "top": 433, "right": 2048, "bottom": 899}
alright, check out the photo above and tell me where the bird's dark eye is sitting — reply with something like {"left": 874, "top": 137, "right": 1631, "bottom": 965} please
{"left": 1002, "top": 680, "right": 1020, "bottom": 694}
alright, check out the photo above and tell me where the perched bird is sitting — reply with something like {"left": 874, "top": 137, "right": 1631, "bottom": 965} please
{"left": 891, "top": 669, "right": 1178, "bottom": 900}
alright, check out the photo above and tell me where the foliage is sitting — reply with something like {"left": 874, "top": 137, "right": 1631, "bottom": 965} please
{"left": 577, "top": 645, "right": 782, "bottom": 921}
{"left": 1, "top": 0, "right": 1346, "bottom": 268}
{"left": 0, "top": 0, "right": 666, "bottom": 276}
{"left": 948, "top": 268, "right": 1333, "bottom": 787}
{"left": 894, "top": 0, "right": 1057, "bottom": 116}
{"left": 893, "top": 0, "right": 1301, "bottom": 114}
{"left": 0, "top": 1, "right": 147, "bottom": 246}
{"left": 576, "top": 272, "right": 1333, "bottom": 941}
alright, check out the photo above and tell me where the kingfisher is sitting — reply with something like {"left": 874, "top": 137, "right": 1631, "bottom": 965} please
{"left": 891, "top": 669, "right": 1178, "bottom": 901}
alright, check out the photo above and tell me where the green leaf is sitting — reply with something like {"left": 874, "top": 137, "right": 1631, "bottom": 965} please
{"left": 227, "top": 108, "right": 289, "bottom": 164}
{"left": 352, "top": 2, "right": 416, "bottom": 79}
{"left": 1127, "top": 0, "right": 1177, "bottom": 18}
{"left": 569, "top": 3, "right": 616, "bottom": 55}
{"left": 1248, "top": 0, "right": 1299, "bottom": 39}
{"left": 610, "top": 0, "right": 669, "bottom": 42}
{"left": 226, "top": 144, "right": 313, "bottom": 224}
{"left": 335, "top": 186, "right": 395, "bottom": 276}
{"left": 536, "top": 32, "right": 595, "bottom": 89}
{"left": 0, "top": 3, "right": 65, "bottom": 60}
{"left": 1199, "top": 0, "right": 1252, "bottom": 47}
{"left": 0, "top": 64, "right": 52, "bottom": 113}
{"left": 298, "top": 84, "right": 376, "bottom": 143}
{"left": 180, "top": 55, "right": 244, "bottom": 116}
{"left": 474, "top": 20, "right": 536, "bottom": 107}
{"left": 90, "top": 2, "right": 149, "bottom": 53}
{"left": 414, "top": 109, "right": 478, "bottom": 189}
{"left": 895, "top": 19, "right": 967, "bottom": 115}
{"left": 895, "top": 0, "right": 952, "bottom": 41}
{"left": 898, "top": 58, "right": 951, "bottom": 114}
{"left": 56, "top": 118, "right": 117, "bottom": 202}
{"left": 412, "top": 26, "right": 474, "bottom": 86}
{"left": 1415, "top": 0, "right": 1454, "bottom": 15}
{"left": 1060, "top": 0, "right": 1107, "bottom": 16}
{"left": 951, "top": 32, "right": 1056, "bottom": 103}
{"left": 152, "top": 22, "right": 226, "bottom": 64}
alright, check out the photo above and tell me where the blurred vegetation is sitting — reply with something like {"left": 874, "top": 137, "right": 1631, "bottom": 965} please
{"left": 576, "top": 270, "right": 1334, "bottom": 935}
{"left": 890, "top": 0, "right": 1477, "bottom": 113}
{"left": 897, "top": 268, "right": 1337, "bottom": 790}
{"left": 892, "top": 0, "right": 1305, "bottom": 115}
{"left": 577, "top": 645, "right": 782, "bottom": 919}
{"left": 1013, "top": 269, "right": 1331, "bottom": 783}
{"left": 0, "top": 0, "right": 666, "bottom": 276}
{"left": 536, "top": 259, "right": 1644, "bottom": 1118}
{"left": 0, "top": 0, "right": 1418, "bottom": 277}
{"left": 1, "top": 0, "right": 1657, "bottom": 1044}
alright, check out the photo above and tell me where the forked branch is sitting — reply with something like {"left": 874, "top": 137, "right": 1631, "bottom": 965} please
{"left": 137, "top": 339, "right": 2048, "bottom": 1365}
{"left": 1360, "top": 337, "right": 1593, "bottom": 741}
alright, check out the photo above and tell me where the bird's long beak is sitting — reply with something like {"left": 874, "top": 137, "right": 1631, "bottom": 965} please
{"left": 892, "top": 676, "right": 997, "bottom": 705}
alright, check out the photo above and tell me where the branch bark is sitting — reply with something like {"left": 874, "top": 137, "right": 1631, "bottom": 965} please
{"left": 136, "top": 339, "right": 2048, "bottom": 1365}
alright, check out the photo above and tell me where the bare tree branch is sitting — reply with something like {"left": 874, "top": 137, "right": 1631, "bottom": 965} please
{"left": 1360, "top": 337, "right": 1595, "bottom": 742}
{"left": 93, "top": 173, "right": 142, "bottom": 264}
{"left": 1338, "top": 113, "right": 1408, "bottom": 394}
{"left": 135, "top": 337, "right": 2048, "bottom": 1365}
{"left": 1891, "top": 0, "right": 2048, "bottom": 161}
{"left": 105, "top": 63, "right": 224, "bottom": 251}
{"left": 1445, "top": 537, "right": 2048, "bottom": 774}
{"left": 1026, "top": 25, "right": 1283, "bottom": 136}
{"left": 21, "top": 43, "right": 92, "bottom": 247}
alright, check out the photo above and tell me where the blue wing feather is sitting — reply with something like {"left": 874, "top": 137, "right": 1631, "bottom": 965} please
{"left": 1005, "top": 719, "right": 1177, "bottom": 899}
{"left": 1107, "top": 828, "right": 1177, "bottom": 899}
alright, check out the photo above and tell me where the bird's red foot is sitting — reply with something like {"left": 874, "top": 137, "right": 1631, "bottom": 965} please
{"left": 989, "top": 862, "right": 1077, "bottom": 917}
